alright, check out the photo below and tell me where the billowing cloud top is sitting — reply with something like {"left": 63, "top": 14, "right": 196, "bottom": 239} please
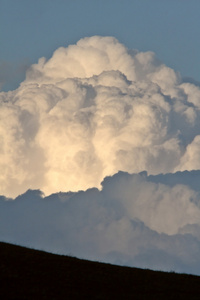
{"left": 1, "top": 36, "right": 200, "bottom": 275}
{"left": 1, "top": 36, "right": 200, "bottom": 197}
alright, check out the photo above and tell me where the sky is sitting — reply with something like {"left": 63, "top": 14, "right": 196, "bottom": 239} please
{"left": 1, "top": 0, "right": 200, "bottom": 276}
{"left": 1, "top": 0, "right": 200, "bottom": 91}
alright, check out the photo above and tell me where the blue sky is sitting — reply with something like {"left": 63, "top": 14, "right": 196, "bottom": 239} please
{"left": 1, "top": 0, "right": 200, "bottom": 91}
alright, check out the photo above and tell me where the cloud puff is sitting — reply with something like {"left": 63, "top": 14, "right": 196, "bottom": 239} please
{"left": 1, "top": 36, "right": 200, "bottom": 275}
{"left": 1, "top": 36, "right": 200, "bottom": 197}
{"left": 1, "top": 171, "right": 200, "bottom": 275}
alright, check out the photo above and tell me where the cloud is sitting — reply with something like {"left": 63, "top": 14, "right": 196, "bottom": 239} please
{"left": 1, "top": 36, "right": 200, "bottom": 275}
{"left": 1, "top": 171, "right": 200, "bottom": 275}
{"left": 1, "top": 36, "right": 200, "bottom": 197}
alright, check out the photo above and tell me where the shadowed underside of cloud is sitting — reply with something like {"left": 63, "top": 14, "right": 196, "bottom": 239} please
{"left": 1, "top": 36, "right": 200, "bottom": 275}
{"left": 1, "top": 171, "right": 200, "bottom": 275}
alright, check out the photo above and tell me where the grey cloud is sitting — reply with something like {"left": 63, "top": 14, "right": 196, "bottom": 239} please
{"left": 1, "top": 171, "right": 200, "bottom": 275}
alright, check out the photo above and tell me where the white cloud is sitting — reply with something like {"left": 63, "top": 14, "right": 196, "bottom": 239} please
{"left": 1, "top": 36, "right": 200, "bottom": 275}
{"left": 1, "top": 36, "right": 200, "bottom": 197}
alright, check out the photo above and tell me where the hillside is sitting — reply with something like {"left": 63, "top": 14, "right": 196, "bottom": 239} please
{"left": 0, "top": 242, "right": 200, "bottom": 299}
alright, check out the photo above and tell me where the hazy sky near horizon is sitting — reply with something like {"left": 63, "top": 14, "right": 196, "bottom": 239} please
{"left": 1, "top": 0, "right": 200, "bottom": 91}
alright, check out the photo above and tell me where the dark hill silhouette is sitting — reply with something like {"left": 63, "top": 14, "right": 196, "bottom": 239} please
{"left": 0, "top": 242, "right": 200, "bottom": 299}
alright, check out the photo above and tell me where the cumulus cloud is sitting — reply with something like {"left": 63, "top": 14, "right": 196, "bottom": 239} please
{"left": 1, "top": 36, "right": 200, "bottom": 197}
{"left": 1, "top": 171, "right": 200, "bottom": 275}
{"left": 1, "top": 36, "right": 200, "bottom": 275}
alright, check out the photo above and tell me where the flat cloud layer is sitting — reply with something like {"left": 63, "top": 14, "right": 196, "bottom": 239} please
{"left": 1, "top": 36, "right": 200, "bottom": 274}
{"left": 1, "top": 36, "right": 200, "bottom": 197}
